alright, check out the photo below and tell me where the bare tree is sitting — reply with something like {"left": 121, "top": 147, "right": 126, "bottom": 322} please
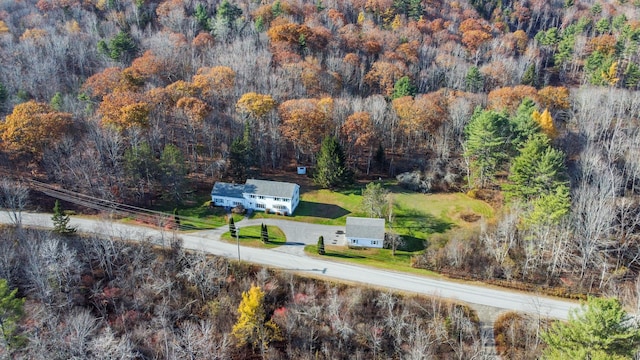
{"left": 0, "top": 179, "right": 29, "bottom": 228}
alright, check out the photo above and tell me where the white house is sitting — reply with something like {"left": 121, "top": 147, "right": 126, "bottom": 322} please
{"left": 211, "top": 179, "right": 300, "bottom": 215}
{"left": 345, "top": 217, "right": 386, "bottom": 248}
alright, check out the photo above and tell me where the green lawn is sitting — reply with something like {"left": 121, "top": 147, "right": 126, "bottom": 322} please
{"left": 305, "top": 244, "right": 441, "bottom": 276}
{"left": 173, "top": 201, "right": 244, "bottom": 230}
{"left": 220, "top": 225, "right": 286, "bottom": 249}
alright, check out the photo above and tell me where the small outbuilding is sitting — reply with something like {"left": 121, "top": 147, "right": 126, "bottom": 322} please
{"left": 345, "top": 217, "right": 385, "bottom": 248}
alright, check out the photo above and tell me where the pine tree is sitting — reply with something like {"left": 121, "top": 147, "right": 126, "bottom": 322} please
{"left": 52, "top": 200, "right": 76, "bottom": 235}
{"left": 504, "top": 134, "right": 567, "bottom": 200}
{"left": 465, "top": 66, "right": 484, "bottom": 93}
{"left": 229, "top": 217, "right": 237, "bottom": 238}
{"left": 173, "top": 208, "right": 181, "bottom": 230}
{"left": 260, "top": 223, "right": 269, "bottom": 243}
{"left": 314, "top": 136, "right": 352, "bottom": 189}
{"left": 0, "top": 278, "right": 25, "bottom": 350}
{"left": 392, "top": 76, "right": 416, "bottom": 99}
{"left": 509, "top": 98, "right": 542, "bottom": 147}
{"left": 317, "top": 236, "right": 325, "bottom": 255}
{"left": 541, "top": 297, "right": 640, "bottom": 359}
{"left": 463, "top": 109, "right": 510, "bottom": 188}
{"left": 232, "top": 285, "right": 281, "bottom": 355}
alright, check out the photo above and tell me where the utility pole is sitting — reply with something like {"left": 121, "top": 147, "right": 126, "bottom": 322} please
{"left": 236, "top": 229, "right": 240, "bottom": 261}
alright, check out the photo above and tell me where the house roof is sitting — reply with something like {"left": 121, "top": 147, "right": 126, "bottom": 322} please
{"left": 211, "top": 179, "right": 299, "bottom": 199}
{"left": 244, "top": 179, "right": 298, "bottom": 199}
{"left": 211, "top": 182, "right": 245, "bottom": 198}
{"left": 346, "top": 217, "right": 385, "bottom": 240}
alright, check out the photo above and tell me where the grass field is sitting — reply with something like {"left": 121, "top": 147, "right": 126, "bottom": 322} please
{"left": 220, "top": 225, "right": 286, "bottom": 249}
{"left": 305, "top": 244, "right": 441, "bottom": 276}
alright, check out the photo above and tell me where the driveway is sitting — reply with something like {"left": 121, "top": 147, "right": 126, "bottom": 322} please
{"left": 219, "top": 217, "right": 346, "bottom": 255}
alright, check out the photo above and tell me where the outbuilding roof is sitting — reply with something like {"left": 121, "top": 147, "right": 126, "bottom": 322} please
{"left": 346, "top": 217, "right": 386, "bottom": 240}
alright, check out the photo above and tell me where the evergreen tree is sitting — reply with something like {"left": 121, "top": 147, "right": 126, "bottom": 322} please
{"left": 173, "top": 208, "right": 181, "bottom": 230}
{"left": 504, "top": 134, "right": 568, "bottom": 200}
{"left": 509, "top": 98, "right": 542, "bottom": 147}
{"left": 159, "top": 144, "right": 188, "bottom": 203}
{"left": 314, "top": 136, "right": 352, "bottom": 189}
{"left": 52, "top": 200, "right": 76, "bottom": 235}
{"left": 465, "top": 66, "right": 484, "bottom": 93}
{"left": 541, "top": 297, "right": 640, "bottom": 359}
{"left": 0, "top": 278, "right": 25, "bottom": 350}
{"left": 392, "top": 76, "right": 416, "bottom": 99}
{"left": 463, "top": 109, "right": 510, "bottom": 188}
{"left": 232, "top": 285, "right": 281, "bottom": 356}
{"left": 50, "top": 92, "right": 63, "bottom": 111}
{"left": 317, "top": 236, "right": 325, "bottom": 255}
{"left": 521, "top": 64, "right": 537, "bottom": 86}
{"left": 260, "top": 223, "right": 269, "bottom": 243}
{"left": 194, "top": 3, "right": 212, "bottom": 31}
{"left": 229, "top": 217, "right": 237, "bottom": 238}
{"left": 225, "top": 121, "right": 255, "bottom": 181}
{"left": 216, "top": 0, "right": 242, "bottom": 28}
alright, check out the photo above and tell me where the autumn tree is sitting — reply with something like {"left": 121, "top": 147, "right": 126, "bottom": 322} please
{"left": 341, "top": 112, "right": 377, "bottom": 172}
{"left": 314, "top": 136, "right": 352, "bottom": 189}
{"left": 532, "top": 108, "right": 558, "bottom": 138}
{"left": 98, "top": 91, "right": 151, "bottom": 130}
{"left": 1, "top": 100, "right": 73, "bottom": 158}
{"left": 236, "top": 93, "right": 277, "bottom": 120}
{"left": 232, "top": 285, "right": 281, "bottom": 357}
{"left": 192, "top": 66, "right": 235, "bottom": 98}
{"left": 279, "top": 98, "right": 333, "bottom": 160}
{"left": 488, "top": 86, "right": 538, "bottom": 114}
{"left": 0, "top": 278, "right": 24, "bottom": 351}
{"left": 541, "top": 297, "right": 640, "bottom": 359}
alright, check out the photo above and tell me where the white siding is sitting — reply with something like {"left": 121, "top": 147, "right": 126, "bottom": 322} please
{"left": 348, "top": 237, "right": 384, "bottom": 248}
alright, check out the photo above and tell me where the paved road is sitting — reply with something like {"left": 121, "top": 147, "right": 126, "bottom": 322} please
{"left": 2, "top": 212, "right": 580, "bottom": 320}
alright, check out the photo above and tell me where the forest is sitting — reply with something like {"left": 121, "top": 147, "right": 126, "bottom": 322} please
{"left": 2, "top": 0, "right": 640, "bottom": 357}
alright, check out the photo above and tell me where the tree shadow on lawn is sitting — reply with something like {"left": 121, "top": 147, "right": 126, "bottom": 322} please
{"left": 324, "top": 252, "right": 366, "bottom": 259}
{"left": 394, "top": 209, "right": 452, "bottom": 232}
{"left": 295, "top": 200, "right": 350, "bottom": 219}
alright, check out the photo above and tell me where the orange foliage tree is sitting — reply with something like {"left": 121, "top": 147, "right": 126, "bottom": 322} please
{"left": 1, "top": 101, "right": 72, "bottom": 157}
{"left": 537, "top": 86, "right": 570, "bottom": 111}
{"left": 192, "top": 66, "right": 235, "bottom": 98}
{"left": 82, "top": 67, "right": 141, "bottom": 99}
{"left": 279, "top": 97, "right": 333, "bottom": 158}
{"left": 341, "top": 111, "right": 377, "bottom": 169}
{"left": 98, "top": 91, "right": 151, "bottom": 130}
{"left": 488, "top": 85, "right": 538, "bottom": 113}
{"left": 392, "top": 92, "right": 447, "bottom": 150}
{"left": 365, "top": 61, "right": 407, "bottom": 97}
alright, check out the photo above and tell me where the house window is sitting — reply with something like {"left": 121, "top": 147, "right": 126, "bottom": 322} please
{"left": 352, "top": 239, "right": 358, "bottom": 244}
{"left": 371, "top": 241, "right": 378, "bottom": 245}
{"left": 256, "top": 203, "right": 265, "bottom": 209}
{"left": 258, "top": 196, "right": 265, "bottom": 199}
{"left": 233, "top": 201, "right": 243, "bottom": 206}
{"left": 274, "top": 205, "right": 286, "bottom": 210}
{"left": 214, "top": 198, "right": 223, "bottom": 204}
{"left": 249, "top": 195, "right": 256, "bottom": 198}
